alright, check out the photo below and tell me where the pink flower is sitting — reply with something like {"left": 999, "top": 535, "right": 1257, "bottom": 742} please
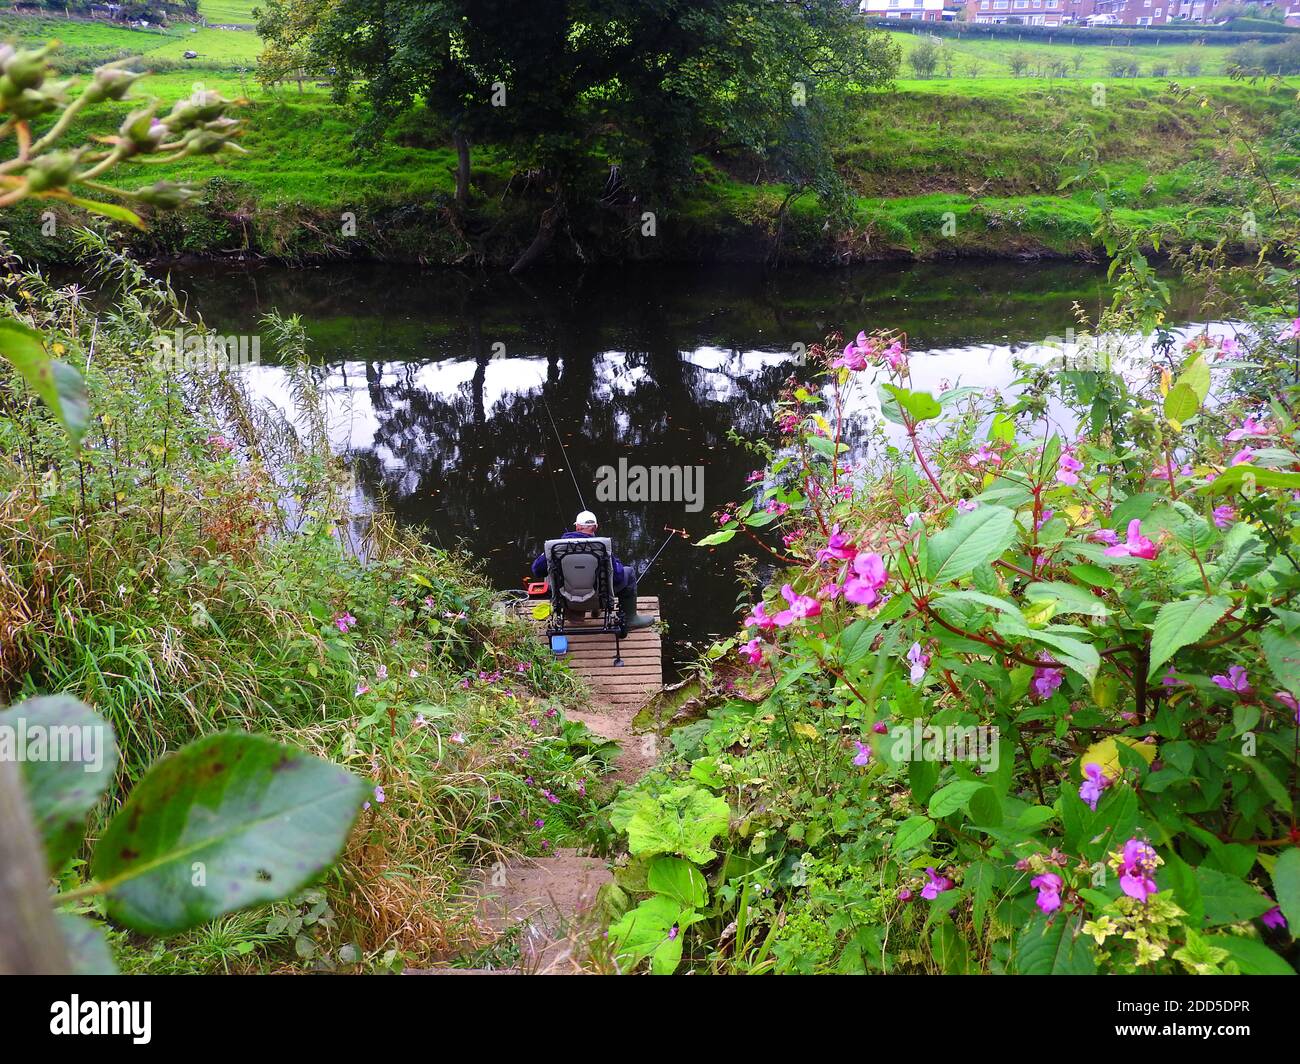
{"left": 852, "top": 740, "right": 872, "bottom": 767}
{"left": 1281, "top": 317, "right": 1300, "bottom": 341}
{"left": 1117, "top": 839, "right": 1159, "bottom": 903}
{"left": 355, "top": 683, "right": 370, "bottom": 697}
{"left": 375, "top": 664, "right": 388, "bottom": 682}
{"left": 740, "top": 638, "right": 765, "bottom": 667}
{"left": 1103, "top": 519, "right": 1158, "bottom": 560}
{"left": 1036, "top": 509, "right": 1054, "bottom": 532}
{"left": 1057, "top": 452, "right": 1083, "bottom": 486}
{"left": 898, "top": 888, "right": 914, "bottom": 903}
{"left": 1211, "top": 664, "right": 1251, "bottom": 695}
{"left": 816, "top": 524, "right": 857, "bottom": 562}
{"left": 1262, "top": 906, "right": 1288, "bottom": 931}
{"left": 1031, "top": 873, "right": 1064, "bottom": 914}
{"left": 820, "top": 581, "right": 843, "bottom": 601}
{"left": 873, "top": 721, "right": 889, "bottom": 735}
{"left": 1161, "top": 668, "right": 1186, "bottom": 688}
{"left": 1212, "top": 504, "right": 1235, "bottom": 529}
{"left": 1230, "top": 447, "right": 1256, "bottom": 466}
{"left": 206, "top": 433, "right": 234, "bottom": 453}
{"left": 744, "top": 601, "right": 778, "bottom": 631}
{"left": 1274, "top": 691, "right": 1299, "bottom": 723}
{"left": 882, "top": 341, "right": 907, "bottom": 372}
{"left": 746, "top": 470, "right": 766, "bottom": 484}
{"left": 843, "top": 551, "right": 889, "bottom": 606}
{"left": 968, "top": 443, "right": 1001, "bottom": 467}
{"left": 921, "top": 867, "right": 953, "bottom": 901}
{"left": 1217, "top": 336, "right": 1246, "bottom": 360}
{"left": 334, "top": 612, "right": 357, "bottom": 633}
{"left": 773, "top": 584, "right": 822, "bottom": 627}
{"left": 835, "top": 340, "right": 871, "bottom": 372}
{"left": 956, "top": 498, "right": 977, "bottom": 514}
{"left": 1079, "top": 762, "right": 1111, "bottom": 811}
{"left": 1093, "top": 528, "right": 1119, "bottom": 546}
{"left": 765, "top": 499, "right": 790, "bottom": 516}
{"left": 450, "top": 732, "right": 467, "bottom": 745}
{"left": 1225, "top": 416, "right": 1270, "bottom": 442}
{"left": 903, "top": 511, "right": 920, "bottom": 530}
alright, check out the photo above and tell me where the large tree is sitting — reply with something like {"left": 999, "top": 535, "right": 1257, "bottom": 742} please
{"left": 257, "top": 0, "right": 898, "bottom": 270}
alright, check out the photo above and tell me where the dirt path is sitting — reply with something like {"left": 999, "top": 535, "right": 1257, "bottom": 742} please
{"left": 409, "top": 604, "right": 664, "bottom": 975}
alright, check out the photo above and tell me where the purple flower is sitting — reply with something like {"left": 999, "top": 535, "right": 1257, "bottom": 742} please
{"left": 740, "top": 638, "right": 765, "bottom": 667}
{"left": 667, "top": 925, "right": 680, "bottom": 942}
{"left": 1036, "top": 509, "right": 1054, "bottom": 532}
{"left": 1274, "top": 691, "right": 1300, "bottom": 723}
{"left": 334, "top": 612, "right": 357, "bottom": 633}
{"left": 907, "top": 641, "right": 930, "bottom": 684}
{"left": 744, "top": 601, "right": 777, "bottom": 631}
{"left": 1031, "top": 872, "right": 1064, "bottom": 914}
{"left": 898, "top": 888, "right": 914, "bottom": 903}
{"left": 1117, "top": 839, "right": 1159, "bottom": 903}
{"left": 1079, "top": 762, "right": 1111, "bottom": 811}
{"left": 816, "top": 524, "right": 856, "bottom": 563}
{"left": 921, "top": 867, "right": 953, "bottom": 901}
{"left": 1212, "top": 504, "right": 1235, "bottom": 529}
{"left": 1230, "top": 446, "right": 1256, "bottom": 466}
{"left": 1211, "top": 665, "right": 1252, "bottom": 695}
{"left": 968, "top": 443, "right": 1001, "bottom": 467}
{"left": 1261, "top": 906, "right": 1288, "bottom": 931}
{"left": 956, "top": 498, "right": 977, "bottom": 514}
{"left": 373, "top": 785, "right": 386, "bottom": 805}
{"left": 852, "top": 740, "right": 872, "bottom": 767}
{"left": 873, "top": 721, "right": 889, "bottom": 735}
{"left": 1032, "top": 656, "right": 1064, "bottom": 701}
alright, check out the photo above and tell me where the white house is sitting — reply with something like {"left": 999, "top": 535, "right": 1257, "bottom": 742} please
{"left": 859, "top": 0, "right": 948, "bottom": 21}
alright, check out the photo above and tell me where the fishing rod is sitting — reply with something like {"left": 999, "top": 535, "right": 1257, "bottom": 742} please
{"left": 540, "top": 390, "right": 588, "bottom": 513}
{"left": 637, "top": 526, "right": 690, "bottom": 587}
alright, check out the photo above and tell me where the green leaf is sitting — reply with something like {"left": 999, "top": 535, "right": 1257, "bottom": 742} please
{"left": 1021, "top": 629, "right": 1100, "bottom": 683}
{"left": 1212, "top": 935, "right": 1295, "bottom": 975}
{"left": 1271, "top": 847, "right": 1300, "bottom": 933}
{"left": 1015, "top": 911, "right": 1096, "bottom": 974}
{"left": 0, "top": 696, "right": 118, "bottom": 872}
{"left": 56, "top": 913, "right": 117, "bottom": 975}
{"left": 695, "top": 529, "right": 737, "bottom": 547}
{"left": 624, "top": 786, "right": 730, "bottom": 864}
{"left": 1261, "top": 629, "right": 1300, "bottom": 699}
{"left": 646, "top": 856, "right": 709, "bottom": 910}
{"left": 1200, "top": 465, "right": 1300, "bottom": 496}
{"left": 925, "top": 505, "right": 1017, "bottom": 584}
{"left": 968, "top": 861, "right": 996, "bottom": 937}
{"left": 1068, "top": 563, "right": 1115, "bottom": 589}
{"left": 608, "top": 895, "right": 700, "bottom": 976}
{"left": 1179, "top": 354, "right": 1210, "bottom": 403}
{"left": 893, "top": 815, "right": 935, "bottom": 854}
{"left": 0, "top": 317, "right": 89, "bottom": 445}
{"left": 65, "top": 194, "right": 146, "bottom": 230}
{"left": 92, "top": 733, "right": 366, "bottom": 934}
{"left": 1147, "top": 596, "right": 1232, "bottom": 678}
{"left": 1025, "top": 581, "right": 1111, "bottom": 619}
{"left": 931, "top": 918, "right": 969, "bottom": 974}
{"left": 1163, "top": 382, "right": 1199, "bottom": 424}
{"left": 1193, "top": 866, "right": 1274, "bottom": 927}
{"left": 928, "top": 780, "right": 988, "bottom": 819}
{"left": 881, "top": 384, "right": 942, "bottom": 424}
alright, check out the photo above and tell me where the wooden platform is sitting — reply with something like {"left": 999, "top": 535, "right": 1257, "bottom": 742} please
{"left": 515, "top": 596, "right": 663, "bottom": 708}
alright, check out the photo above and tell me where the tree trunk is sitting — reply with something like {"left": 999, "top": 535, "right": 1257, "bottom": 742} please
{"left": 510, "top": 200, "right": 565, "bottom": 275}
{"left": 0, "top": 758, "right": 70, "bottom": 974}
{"left": 453, "top": 130, "right": 471, "bottom": 208}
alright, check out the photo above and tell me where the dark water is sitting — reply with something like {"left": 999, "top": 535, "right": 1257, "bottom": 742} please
{"left": 162, "top": 260, "right": 1210, "bottom": 676}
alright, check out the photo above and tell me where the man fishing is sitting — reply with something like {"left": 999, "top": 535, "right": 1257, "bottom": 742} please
{"left": 532, "top": 511, "right": 656, "bottom": 630}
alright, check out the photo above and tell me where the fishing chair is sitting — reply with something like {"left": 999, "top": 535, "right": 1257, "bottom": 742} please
{"left": 542, "top": 537, "right": 628, "bottom": 665}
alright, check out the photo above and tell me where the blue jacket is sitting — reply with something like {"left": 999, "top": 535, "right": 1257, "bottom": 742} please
{"left": 533, "top": 531, "right": 629, "bottom": 588}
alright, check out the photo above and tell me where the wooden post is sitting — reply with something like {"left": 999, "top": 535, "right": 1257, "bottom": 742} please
{"left": 0, "top": 757, "right": 70, "bottom": 974}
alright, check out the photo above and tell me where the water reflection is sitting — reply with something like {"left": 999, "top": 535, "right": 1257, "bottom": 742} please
{"left": 163, "top": 260, "right": 1211, "bottom": 675}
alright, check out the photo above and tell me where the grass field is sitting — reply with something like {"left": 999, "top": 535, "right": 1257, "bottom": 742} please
{"left": 1, "top": 11, "right": 1296, "bottom": 264}
{"left": 198, "top": 0, "right": 260, "bottom": 25}
{"left": 890, "top": 25, "right": 1239, "bottom": 78}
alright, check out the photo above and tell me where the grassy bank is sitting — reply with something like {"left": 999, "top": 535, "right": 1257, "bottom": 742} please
{"left": 0, "top": 236, "right": 619, "bottom": 973}
{"left": 1, "top": 13, "right": 1297, "bottom": 266}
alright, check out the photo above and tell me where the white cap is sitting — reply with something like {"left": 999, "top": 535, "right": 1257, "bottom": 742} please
{"left": 575, "top": 511, "right": 598, "bottom": 526}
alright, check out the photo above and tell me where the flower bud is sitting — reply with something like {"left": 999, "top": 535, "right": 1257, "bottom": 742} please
{"left": 86, "top": 66, "right": 144, "bottom": 104}
{"left": 134, "top": 180, "right": 197, "bottom": 210}
{"left": 178, "top": 128, "right": 226, "bottom": 156}
{"left": 3, "top": 45, "right": 53, "bottom": 92}
{"left": 119, "top": 106, "right": 167, "bottom": 153}
{"left": 25, "top": 150, "right": 81, "bottom": 193}
{"left": 5, "top": 87, "right": 57, "bottom": 120}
